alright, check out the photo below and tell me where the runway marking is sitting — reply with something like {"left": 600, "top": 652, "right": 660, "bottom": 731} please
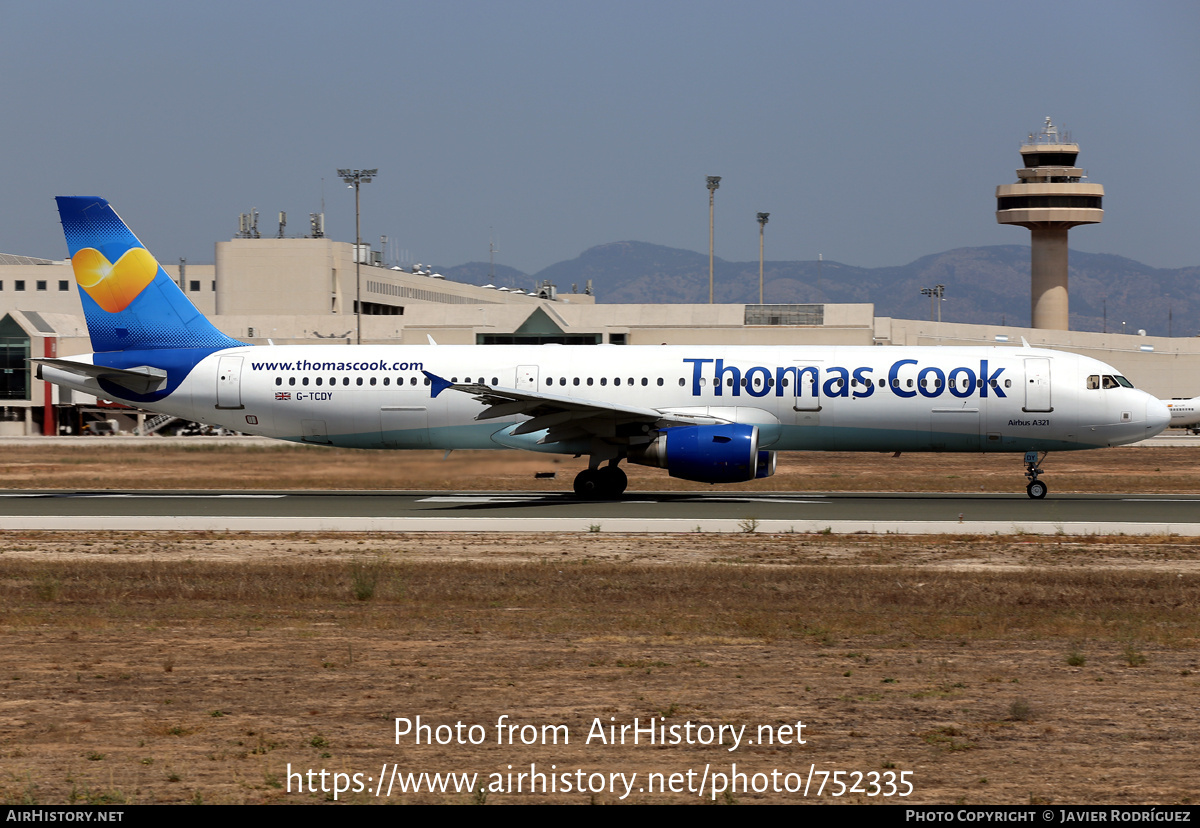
{"left": 1119, "top": 498, "right": 1200, "bottom": 502}
{"left": 420, "top": 496, "right": 545, "bottom": 503}
{"left": 705, "top": 497, "right": 829, "bottom": 504}
{"left": 0, "top": 493, "right": 285, "bottom": 499}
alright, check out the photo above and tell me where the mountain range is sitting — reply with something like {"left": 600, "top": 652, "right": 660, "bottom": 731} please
{"left": 438, "top": 243, "right": 1200, "bottom": 338}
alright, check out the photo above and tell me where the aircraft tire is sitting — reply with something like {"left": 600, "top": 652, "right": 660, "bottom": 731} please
{"left": 573, "top": 469, "right": 601, "bottom": 497}
{"left": 1026, "top": 480, "right": 1048, "bottom": 499}
{"left": 597, "top": 465, "right": 628, "bottom": 499}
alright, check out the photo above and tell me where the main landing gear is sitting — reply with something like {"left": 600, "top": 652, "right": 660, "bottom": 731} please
{"left": 1024, "top": 450, "right": 1048, "bottom": 499}
{"left": 573, "top": 464, "right": 628, "bottom": 499}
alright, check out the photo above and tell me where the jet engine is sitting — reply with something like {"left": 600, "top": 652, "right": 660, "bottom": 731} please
{"left": 628, "top": 423, "right": 772, "bottom": 484}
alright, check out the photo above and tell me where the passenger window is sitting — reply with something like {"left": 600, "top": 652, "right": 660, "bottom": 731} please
{"left": 302, "top": 377, "right": 310, "bottom": 386}
{"left": 545, "top": 378, "right": 552, "bottom": 386}
{"left": 614, "top": 378, "right": 621, "bottom": 386}
{"left": 1004, "top": 379, "right": 1011, "bottom": 388}
{"left": 289, "top": 377, "right": 296, "bottom": 387}
{"left": 492, "top": 377, "right": 498, "bottom": 385}
{"left": 357, "top": 377, "right": 364, "bottom": 386}
{"left": 316, "top": 377, "right": 323, "bottom": 386}
{"left": 600, "top": 378, "right": 607, "bottom": 386}
{"left": 587, "top": 378, "right": 593, "bottom": 386}
{"left": 275, "top": 377, "right": 281, "bottom": 386}
{"left": 383, "top": 378, "right": 390, "bottom": 386}
{"left": 370, "top": 377, "right": 377, "bottom": 386}
{"left": 907, "top": 379, "right": 913, "bottom": 388}
{"left": 677, "top": 378, "right": 684, "bottom": 386}
{"left": 560, "top": 377, "right": 566, "bottom": 386}
{"left": 642, "top": 378, "right": 649, "bottom": 386}
{"left": 892, "top": 378, "right": 899, "bottom": 387}
{"left": 573, "top": 378, "right": 580, "bottom": 386}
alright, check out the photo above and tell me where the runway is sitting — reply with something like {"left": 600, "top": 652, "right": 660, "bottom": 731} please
{"left": 3, "top": 489, "right": 1200, "bottom": 535}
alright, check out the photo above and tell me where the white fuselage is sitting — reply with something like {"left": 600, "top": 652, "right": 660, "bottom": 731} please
{"left": 1166, "top": 396, "right": 1200, "bottom": 430}
{"left": 44, "top": 344, "right": 1169, "bottom": 454}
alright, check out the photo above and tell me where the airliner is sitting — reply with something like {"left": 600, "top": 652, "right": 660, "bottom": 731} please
{"left": 36, "top": 196, "right": 1171, "bottom": 499}
{"left": 1165, "top": 396, "right": 1200, "bottom": 434}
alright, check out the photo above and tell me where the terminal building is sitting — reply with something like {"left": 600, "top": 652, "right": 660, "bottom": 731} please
{"left": 3, "top": 232, "right": 1198, "bottom": 436}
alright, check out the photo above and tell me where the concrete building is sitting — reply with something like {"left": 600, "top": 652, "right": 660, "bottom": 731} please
{"left": 996, "top": 118, "right": 1104, "bottom": 330}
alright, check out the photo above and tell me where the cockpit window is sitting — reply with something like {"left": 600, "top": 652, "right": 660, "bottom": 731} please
{"left": 1087, "top": 375, "right": 1099, "bottom": 390}
{"left": 1102, "top": 375, "right": 1119, "bottom": 389}
{"left": 1115, "top": 375, "right": 1133, "bottom": 388}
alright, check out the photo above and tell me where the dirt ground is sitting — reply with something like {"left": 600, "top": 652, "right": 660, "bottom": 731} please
{"left": 0, "top": 443, "right": 1197, "bottom": 805}
{"left": 1, "top": 439, "right": 1198, "bottom": 494}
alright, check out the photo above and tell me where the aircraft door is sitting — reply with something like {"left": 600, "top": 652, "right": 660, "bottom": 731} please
{"left": 380, "top": 406, "right": 430, "bottom": 447}
{"left": 215, "top": 356, "right": 244, "bottom": 410}
{"left": 516, "top": 365, "right": 539, "bottom": 391}
{"left": 301, "top": 419, "right": 330, "bottom": 444}
{"left": 1023, "top": 358, "right": 1052, "bottom": 412}
{"left": 930, "top": 408, "right": 982, "bottom": 450}
{"left": 790, "top": 364, "right": 822, "bottom": 412}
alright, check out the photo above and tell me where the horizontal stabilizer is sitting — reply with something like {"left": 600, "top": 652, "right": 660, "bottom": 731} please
{"left": 31, "top": 358, "right": 168, "bottom": 395}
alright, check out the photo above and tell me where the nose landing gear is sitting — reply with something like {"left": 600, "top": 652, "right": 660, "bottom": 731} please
{"left": 1024, "top": 450, "right": 1048, "bottom": 499}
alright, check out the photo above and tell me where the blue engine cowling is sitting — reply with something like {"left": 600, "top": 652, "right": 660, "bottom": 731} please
{"left": 628, "top": 423, "right": 763, "bottom": 484}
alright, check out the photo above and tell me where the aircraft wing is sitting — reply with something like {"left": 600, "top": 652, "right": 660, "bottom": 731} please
{"left": 423, "top": 370, "right": 726, "bottom": 444}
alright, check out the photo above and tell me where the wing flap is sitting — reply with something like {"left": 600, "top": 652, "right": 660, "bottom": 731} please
{"left": 421, "top": 371, "right": 732, "bottom": 448}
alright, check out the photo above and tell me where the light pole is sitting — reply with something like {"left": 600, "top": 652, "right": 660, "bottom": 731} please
{"left": 707, "top": 176, "right": 721, "bottom": 303}
{"left": 338, "top": 168, "right": 378, "bottom": 344}
{"left": 920, "top": 284, "right": 945, "bottom": 323}
{"left": 756, "top": 212, "right": 769, "bottom": 304}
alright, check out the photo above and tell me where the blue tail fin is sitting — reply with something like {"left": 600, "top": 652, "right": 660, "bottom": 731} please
{"left": 56, "top": 196, "right": 244, "bottom": 353}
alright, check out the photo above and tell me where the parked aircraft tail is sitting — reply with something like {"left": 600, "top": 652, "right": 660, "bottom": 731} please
{"left": 55, "top": 196, "right": 244, "bottom": 353}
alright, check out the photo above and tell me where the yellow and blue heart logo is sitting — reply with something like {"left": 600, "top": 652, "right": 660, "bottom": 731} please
{"left": 70, "top": 247, "right": 158, "bottom": 313}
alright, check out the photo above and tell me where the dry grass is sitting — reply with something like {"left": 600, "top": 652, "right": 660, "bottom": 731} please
{"left": 1, "top": 441, "right": 1197, "bottom": 804}
{"left": 0, "top": 441, "right": 1197, "bottom": 493}
{"left": 2, "top": 558, "right": 1197, "bottom": 644}
{"left": 1, "top": 532, "right": 1199, "bottom": 804}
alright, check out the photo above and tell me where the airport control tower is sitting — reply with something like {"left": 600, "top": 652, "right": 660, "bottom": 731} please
{"left": 996, "top": 118, "right": 1103, "bottom": 330}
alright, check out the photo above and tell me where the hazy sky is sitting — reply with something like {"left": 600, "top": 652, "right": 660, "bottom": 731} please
{"left": 2, "top": 1, "right": 1198, "bottom": 274}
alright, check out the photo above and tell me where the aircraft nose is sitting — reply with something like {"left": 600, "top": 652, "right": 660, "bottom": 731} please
{"left": 1146, "top": 397, "right": 1171, "bottom": 435}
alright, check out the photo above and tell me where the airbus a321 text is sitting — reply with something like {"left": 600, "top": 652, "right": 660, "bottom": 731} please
{"left": 36, "top": 197, "right": 1171, "bottom": 499}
